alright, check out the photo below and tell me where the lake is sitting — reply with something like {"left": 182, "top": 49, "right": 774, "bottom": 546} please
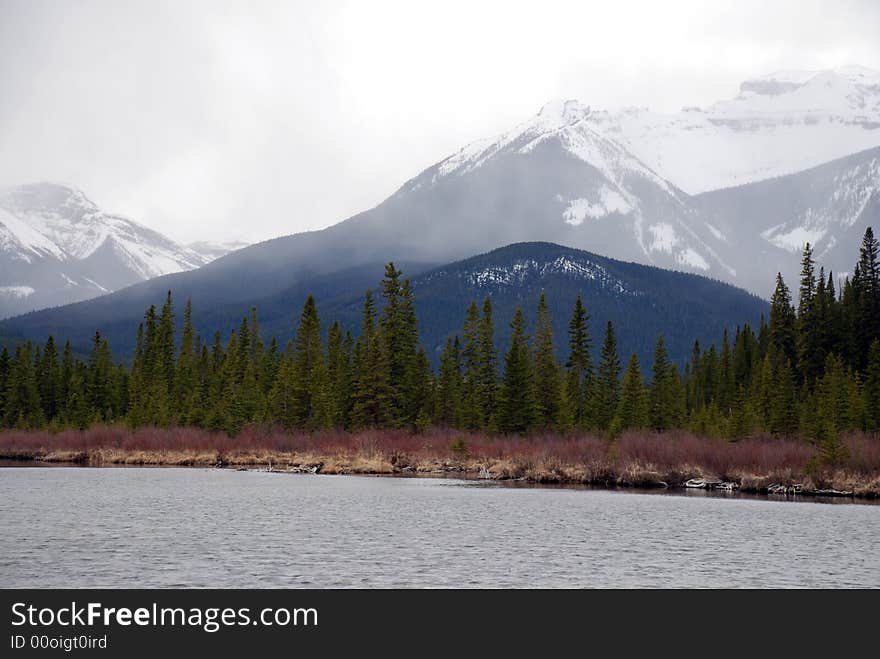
{"left": 1, "top": 467, "right": 878, "bottom": 588}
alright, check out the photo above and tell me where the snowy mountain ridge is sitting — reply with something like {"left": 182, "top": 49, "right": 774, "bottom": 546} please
{"left": 429, "top": 67, "right": 880, "bottom": 197}
{"left": 0, "top": 183, "right": 246, "bottom": 318}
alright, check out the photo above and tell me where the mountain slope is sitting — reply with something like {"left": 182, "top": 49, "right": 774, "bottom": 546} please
{"left": 0, "top": 183, "right": 244, "bottom": 318}
{"left": 405, "top": 243, "right": 767, "bottom": 368}
{"left": 590, "top": 66, "right": 880, "bottom": 194}
{"left": 693, "top": 146, "right": 880, "bottom": 292}
{"left": 2, "top": 66, "right": 878, "bottom": 334}
{"left": 0, "top": 243, "right": 767, "bottom": 370}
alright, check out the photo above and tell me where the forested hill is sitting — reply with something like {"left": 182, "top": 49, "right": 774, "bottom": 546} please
{"left": 0, "top": 241, "right": 768, "bottom": 369}
{"left": 405, "top": 242, "right": 768, "bottom": 368}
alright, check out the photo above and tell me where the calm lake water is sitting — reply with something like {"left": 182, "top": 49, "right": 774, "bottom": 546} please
{"left": 1, "top": 467, "right": 878, "bottom": 588}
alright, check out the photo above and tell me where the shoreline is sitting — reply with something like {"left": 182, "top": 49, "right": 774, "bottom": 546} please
{"left": 2, "top": 445, "right": 877, "bottom": 501}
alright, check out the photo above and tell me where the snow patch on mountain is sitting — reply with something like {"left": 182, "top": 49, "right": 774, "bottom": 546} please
{"left": 648, "top": 223, "right": 679, "bottom": 253}
{"left": 763, "top": 225, "right": 827, "bottom": 253}
{"left": 562, "top": 186, "right": 632, "bottom": 225}
{"left": 0, "top": 207, "right": 65, "bottom": 262}
{"left": 705, "top": 223, "right": 727, "bottom": 242}
{"left": 461, "top": 255, "right": 639, "bottom": 296}
{"left": 676, "top": 248, "right": 710, "bottom": 271}
{"left": 0, "top": 285, "right": 35, "bottom": 298}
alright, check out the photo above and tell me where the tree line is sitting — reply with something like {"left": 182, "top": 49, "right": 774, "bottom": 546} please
{"left": 1, "top": 228, "right": 879, "bottom": 451}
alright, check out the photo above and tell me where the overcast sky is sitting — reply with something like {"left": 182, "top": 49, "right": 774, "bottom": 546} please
{"left": 1, "top": 0, "right": 879, "bottom": 244}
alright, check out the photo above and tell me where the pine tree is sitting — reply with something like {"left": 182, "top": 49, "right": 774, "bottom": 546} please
{"left": 796, "top": 243, "right": 823, "bottom": 383}
{"left": 437, "top": 336, "right": 463, "bottom": 426}
{"left": 65, "top": 364, "right": 91, "bottom": 430}
{"left": 398, "top": 278, "right": 423, "bottom": 428}
{"left": 326, "top": 322, "right": 351, "bottom": 428}
{"left": 533, "top": 293, "right": 561, "bottom": 429}
{"left": 4, "top": 342, "right": 44, "bottom": 428}
{"left": 268, "top": 341, "right": 296, "bottom": 429}
{"left": 380, "top": 263, "right": 415, "bottom": 426}
{"left": 855, "top": 227, "right": 880, "bottom": 367}
{"left": 649, "top": 334, "right": 679, "bottom": 432}
{"left": 290, "top": 295, "right": 324, "bottom": 427}
{"left": 460, "top": 302, "right": 482, "bottom": 429}
{"left": 38, "top": 336, "right": 61, "bottom": 423}
{"left": 157, "top": 291, "right": 176, "bottom": 408}
{"left": 350, "top": 290, "right": 393, "bottom": 428}
{"left": 87, "top": 332, "right": 114, "bottom": 422}
{"left": 478, "top": 297, "right": 497, "bottom": 430}
{"left": 176, "top": 299, "right": 198, "bottom": 420}
{"left": 616, "top": 353, "right": 648, "bottom": 432}
{"left": 769, "top": 273, "right": 796, "bottom": 365}
{"left": 498, "top": 307, "right": 536, "bottom": 433}
{"left": 565, "top": 294, "right": 593, "bottom": 429}
{"left": 594, "top": 321, "right": 621, "bottom": 432}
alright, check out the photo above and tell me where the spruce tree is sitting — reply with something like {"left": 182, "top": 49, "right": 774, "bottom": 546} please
{"left": 87, "top": 332, "right": 113, "bottom": 422}
{"left": 498, "top": 307, "right": 536, "bottom": 433}
{"left": 398, "top": 278, "right": 422, "bottom": 428}
{"left": 460, "top": 302, "right": 482, "bottom": 429}
{"left": 856, "top": 227, "right": 880, "bottom": 367}
{"left": 176, "top": 299, "right": 197, "bottom": 420}
{"left": 796, "top": 243, "right": 823, "bottom": 383}
{"left": 649, "top": 335, "right": 678, "bottom": 432}
{"left": 478, "top": 297, "right": 497, "bottom": 429}
{"left": 4, "top": 342, "right": 44, "bottom": 428}
{"left": 594, "top": 321, "right": 621, "bottom": 432}
{"left": 437, "top": 336, "right": 463, "bottom": 427}
{"left": 158, "top": 291, "right": 176, "bottom": 407}
{"left": 533, "top": 293, "right": 561, "bottom": 429}
{"left": 616, "top": 353, "right": 648, "bottom": 432}
{"left": 351, "top": 290, "right": 393, "bottom": 428}
{"left": 326, "top": 322, "right": 351, "bottom": 428}
{"left": 565, "top": 294, "right": 593, "bottom": 428}
{"left": 769, "top": 273, "right": 796, "bottom": 365}
{"left": 268, "top": 341, "right": 296, "bottom": 429}
{"left": 38, "top": 337, "right": 61, "bottom": 423}
{"left": 291, "top": 295, "right": 324, "bottom": 427}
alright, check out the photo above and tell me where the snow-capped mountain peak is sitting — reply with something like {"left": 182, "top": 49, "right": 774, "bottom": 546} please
{"left": 587, "top": 66, "right": 880, "bottom": 194}
{"left": 431, "top": 97, "right": 675, "bottom": 198}
{"left": 0, "top": 183, "right": 244, "bottom": 318}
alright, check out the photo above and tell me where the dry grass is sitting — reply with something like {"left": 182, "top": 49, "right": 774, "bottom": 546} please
{"left": 2, "top": 425, "right": 879, "bottom": 497}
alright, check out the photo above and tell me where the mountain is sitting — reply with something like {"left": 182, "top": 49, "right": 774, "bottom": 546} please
{"left": 0, "top": 242, "right": 768, "bottom": 369}
{"left": 407, "top": 243, "right": 767, "bottom": 367}
{"left": 0, "top": 183, "right": 243, "bottom": 318}
{"left": 692, "top": 146, "right": 880, "bottom": 292}
{"left": 1, "top": 67, "right": 877, "bottom": 342}
{"left": 590, "top": 66, "right": 880, "bottom": 193}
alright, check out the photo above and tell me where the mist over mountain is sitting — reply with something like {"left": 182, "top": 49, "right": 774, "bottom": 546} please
{"left": 0, "top": 242, "right": 768, "bottom": 371}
